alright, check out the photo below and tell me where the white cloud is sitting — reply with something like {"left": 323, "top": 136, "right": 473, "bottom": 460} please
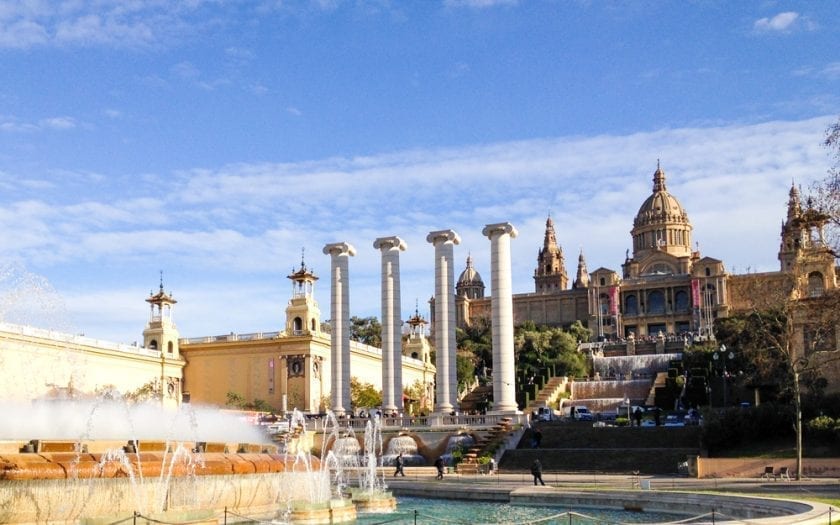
{"left": 1, "top": 116, "right": 834, "bottom": 342}
{"left": 40, "top": 116, "right": 76, "bottom": 130}
{"left": 0, "top": 115, "right": 77, "bottom": 132}
{"left": 820, "top": 62, "right": 840, "bottom": 79}
{"left": 0, "top": 19, "right": 49, "bottom": 48}
{"left": 171, "top": 61, "right": 200, "bottom": 79}
{"left": 753, "top": 11, "right": 801, "bottom": 33}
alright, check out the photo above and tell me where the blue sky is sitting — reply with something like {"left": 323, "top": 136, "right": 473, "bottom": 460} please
{"left": 0, "top": 1, "right": 838, "bottom": 343}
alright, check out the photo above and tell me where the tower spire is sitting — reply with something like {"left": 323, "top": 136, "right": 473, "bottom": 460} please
{"left": 573, "top": 248, "right": 590, "bottom": 289}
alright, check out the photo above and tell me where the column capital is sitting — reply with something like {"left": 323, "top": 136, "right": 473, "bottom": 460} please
{"left": 373, "top": 236, "right": 408, "bottom": 252}
{"left": 323, "top": 242, "right": 357, "bottom": 257}
{"left": 482, "top": 222, "right": 518, "bottom": 239}
{"left": 426, "top": 229, "right": 461, "bottom": 246}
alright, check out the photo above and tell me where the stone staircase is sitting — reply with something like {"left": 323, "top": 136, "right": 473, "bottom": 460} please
{"left": 458, "top": 384, "right": 493, "bottom": 413}
{"left": 455, "top": 417, "right": 513, "bottom": 474}
{"left": 526, "top": 376, "right": 566, "bottom": 412}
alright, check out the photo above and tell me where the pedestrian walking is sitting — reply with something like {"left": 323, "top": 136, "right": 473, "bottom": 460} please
{"left": 394, "top": 453, "right": 405, "bottom": 477}
{"left": 434, "top": 457, "right": 445, "bottom": 480}
{"left": 531, "top": 459, "right": 545, "bottom": 486}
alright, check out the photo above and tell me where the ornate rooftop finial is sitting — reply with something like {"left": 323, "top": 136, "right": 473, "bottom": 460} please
{"left": 159, "top": 270, "right": 164, "bottom": 292}
{"left": 653, "top": 161, "right": 666, "bottom": 193}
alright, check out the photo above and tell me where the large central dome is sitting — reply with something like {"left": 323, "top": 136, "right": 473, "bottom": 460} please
{"left": 634, "top": 165, "right": 689, "bottom": 227}
{"left": 630, "top": 164, "right": 693, "bottom": 262}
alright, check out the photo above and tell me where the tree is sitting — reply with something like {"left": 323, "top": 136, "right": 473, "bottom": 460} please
{"left": 349, "top": 316, "right": 382, "bottom": 347}
{"left": 350, "top": 377, "right": 382, "bottom": 409}
{"left": 124, "top": 380, "right": 163, "bottom": 403}
{"left": 513, "top": 323, "right": 587, "bottom": 377}
{"left": 811, "top": 116, "right": 840, "bottom": 252}
{"left": 456, "top": 317, "right": 492, "bottom": 368}
{"left": 456, "top": 351, "right": 476, "bottom": 389}
{"left": 719, "top": 273, "right": 840, "bottom": 480}
{"left": 226, "top": 391, "right": 246, "bottom": 408}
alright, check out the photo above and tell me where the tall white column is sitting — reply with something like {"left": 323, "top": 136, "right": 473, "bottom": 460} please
{"left": 323, "top": 242, "right": 356, "bottom": 416}
{"left": 426, "top": 229, "right": 460, "bottom": 414}
{"left": 482, "top": 222, "right": 519, "bottom": 414}
{"left": 373, "top": 236, "right": 407, "bottom": 413}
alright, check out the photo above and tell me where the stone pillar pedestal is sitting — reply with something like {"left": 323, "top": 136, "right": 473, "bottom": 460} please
{"left": 323, "top": 242, "right": 356, "bottom": 416}
{"left": 373, "top": 236, "right": 407, "bottom": 413}
{"left": 482, "top": 222, "right": 519, "bottom": 414}
{"left": 426, "top": 229, "right": 460, "bottom": 414}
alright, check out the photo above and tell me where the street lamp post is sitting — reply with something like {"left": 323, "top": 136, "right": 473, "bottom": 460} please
{"left": 713, "top": 344, "right": 735, "bottom": 407}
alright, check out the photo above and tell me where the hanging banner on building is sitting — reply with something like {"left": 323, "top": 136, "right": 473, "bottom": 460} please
{"left": 608, "top": 286, "right": 619, "bottom": 315}
{"left": 691, "top": 279, "right": 701, "bottom": 308}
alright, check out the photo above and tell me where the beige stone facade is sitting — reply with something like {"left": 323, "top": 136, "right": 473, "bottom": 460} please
{"left": 179, "top": 258, "right": 434, "bottom": 414}
{"left": 453, "top": 165, "right": 838, "bottom": 363}
{"left": 0, "top": 260, "right": 434, "bottom": 414}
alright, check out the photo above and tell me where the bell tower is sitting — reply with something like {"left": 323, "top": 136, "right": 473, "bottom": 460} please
{"left": 534, "top": 215, "right": 568, "bottom": 293}
{"left": 143, "top": 273, "right": 180, "bottom": 359}
{"left": 285, "top": 250, "right": 321, "bottom": 336}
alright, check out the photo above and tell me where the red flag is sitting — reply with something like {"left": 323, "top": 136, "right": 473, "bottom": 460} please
{"left": 691, "top": 279, "right": 701, "bottom": 308}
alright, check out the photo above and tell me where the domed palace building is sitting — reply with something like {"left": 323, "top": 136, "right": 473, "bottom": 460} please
{"left": 452, "top": 164, "right": 839, "bottom": 387}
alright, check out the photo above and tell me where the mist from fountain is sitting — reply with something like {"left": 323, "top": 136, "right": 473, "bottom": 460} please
{"left": 381, "top": 434, "right": 424, "bottom": 466}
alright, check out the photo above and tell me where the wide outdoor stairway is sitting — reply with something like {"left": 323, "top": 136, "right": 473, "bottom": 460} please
{"left": 455, "top": 417, "right": 513, "bottom": 474}
{"left": 499, "top": 422, "right": 701, "bottom": 475}
{"left": 526, "top": 376, "right": 566, "bottom": 412}
{"left": 459, "top": 384, "right": 493, "bottom": 413}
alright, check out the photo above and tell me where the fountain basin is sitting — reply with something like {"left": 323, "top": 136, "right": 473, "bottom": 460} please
{"left": 348, "top": 488, "right": 397, "bottom": 513}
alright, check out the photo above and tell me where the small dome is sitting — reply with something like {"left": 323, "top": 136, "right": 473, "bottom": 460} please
{"left": 457, "top": 255, "right": 484, "bottom": 286}
{"left": 633, "top": 164, "right": 690, "bottom": 228}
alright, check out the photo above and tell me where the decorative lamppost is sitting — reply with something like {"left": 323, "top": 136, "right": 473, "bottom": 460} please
{"left": 713, "top": 344, "right": 735, "bottom": 407}
{"left": 623, "top": 394, "right": 631, "bottom": 421}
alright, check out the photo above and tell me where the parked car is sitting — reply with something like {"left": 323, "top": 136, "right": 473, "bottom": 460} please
{"left": 535, "top": 406, "right": 555, "bottom": 422}
{"left": 574, "top": 407, "right": 594, "bottom": 421}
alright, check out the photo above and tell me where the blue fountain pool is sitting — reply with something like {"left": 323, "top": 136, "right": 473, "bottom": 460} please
{"left": 353, "top": 496, "right": 680, "bottom": 524}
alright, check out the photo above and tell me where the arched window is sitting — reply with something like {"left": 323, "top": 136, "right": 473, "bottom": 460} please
{"left": 625, "top": 295, "right": 638, "bottom": 316}
{"left": 311, "top": 319, "right": 317, "bottom": 331}
{"left": 808, "top": 272, "right": 824, "bottom": 298}
{"left": 705, "top": 267, "right": 711, "bottom": 277}
{"left": 674, "top": 290, "right": 689, "bottom": 312}
{"left": 293, "top": 317, "right": 303, "bottom": 333}
{"left": 167, "top": 341, "right": 174, "bottom": 354}
{"left": 647, "top": 290, "right": 666, "bottom": 315}
{"left": 149, "top": 339, "right": 158, "bottom": 350}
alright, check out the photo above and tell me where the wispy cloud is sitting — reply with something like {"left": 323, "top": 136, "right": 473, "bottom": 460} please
{"left": 1, "top": 116, "right": 833, "bottom": 342}
{"left": 753, "top": 11, "right": 812, "bottom": 33}
{"left": 1, "top": 115, "right": 76, "bottom": 133}
{"left": 0, "top": 2, "right": 194, "bottom": 49}
{"left": 39, "top": 117, "right": 76, "bottom": 130}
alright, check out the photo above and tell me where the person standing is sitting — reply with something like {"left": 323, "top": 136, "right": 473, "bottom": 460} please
{"left": 434, "top": 457, "right": 445, "bottom": 480}
{"left": 533, "top": 428, "right": 543, "bottom": 448}
{"left": 531, "top": 459, "right": 545, "bottom": 486}
{"left": 394, "top": 453, "right": 405, "bottom": 477}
